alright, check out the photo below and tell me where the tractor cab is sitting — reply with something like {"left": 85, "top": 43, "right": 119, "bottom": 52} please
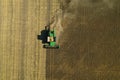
{"left": 44, "top": 29, "right": 59, "bottom": 49}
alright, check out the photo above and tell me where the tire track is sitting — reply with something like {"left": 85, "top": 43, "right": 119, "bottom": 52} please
{"left": 19, "top": 0, "right": 28, "bottom": 80}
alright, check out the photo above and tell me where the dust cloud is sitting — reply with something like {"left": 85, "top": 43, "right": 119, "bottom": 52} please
{"left": 49, "top": 0, "right": 117, "bottom": 44}
{"left": 61, "top": 0, "right": 116, "bottom": 9}
{"left": 60, "top": 0, "right": 117, "bottom": 17}
{"left": 50, "top": 9, "right": 63, "bottom": 43}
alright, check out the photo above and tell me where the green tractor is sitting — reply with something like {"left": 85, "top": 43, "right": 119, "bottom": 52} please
{"left": 43, "top": 26, "right": 59, "bottom": 49}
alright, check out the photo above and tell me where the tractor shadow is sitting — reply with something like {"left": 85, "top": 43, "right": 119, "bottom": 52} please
{"left": 37, "top": 29, "right": 48, "bottom": 44}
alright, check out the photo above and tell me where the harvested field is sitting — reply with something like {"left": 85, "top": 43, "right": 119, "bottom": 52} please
{"left": 46, "top": 0, "right": 120, "bottom": 80}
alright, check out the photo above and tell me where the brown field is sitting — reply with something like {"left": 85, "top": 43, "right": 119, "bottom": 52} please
{"left": 46, "top": 0, "right": 120, "bottom": 80}
{"left": 1, "top": 0, "right": 120, "bottom": 80}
